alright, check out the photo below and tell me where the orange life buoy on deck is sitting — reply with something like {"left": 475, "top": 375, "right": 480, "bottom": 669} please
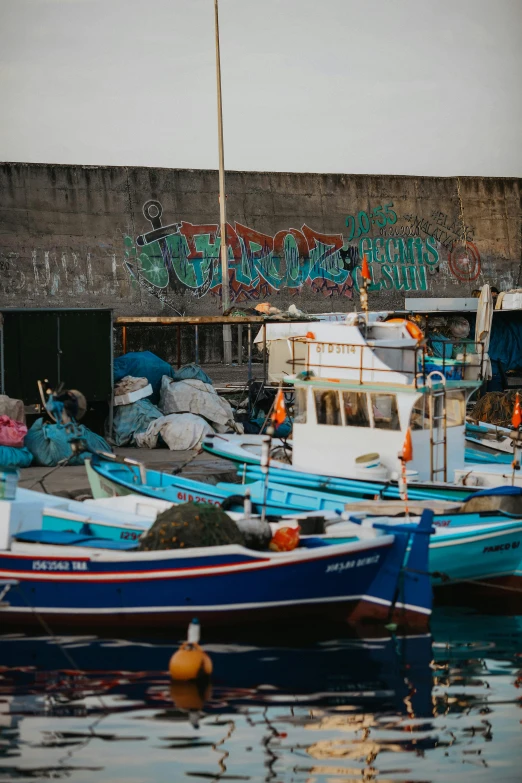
{"left": 386, "top": 318, "right": 423, "bottom": 341}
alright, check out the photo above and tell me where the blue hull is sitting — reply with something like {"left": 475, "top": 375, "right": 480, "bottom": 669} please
{"left": 89, "top": 457, "right": 368, "bottom": 514}
{"left": 241, "top": 465, "right": 475, "bottom": 502}
{"left": 0, "top": 535, "right": 424, "bottom": 628}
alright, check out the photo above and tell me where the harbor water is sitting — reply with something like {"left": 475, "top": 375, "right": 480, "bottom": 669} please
{"left": 1, "top": 607, "right": 521, "bottom": 783}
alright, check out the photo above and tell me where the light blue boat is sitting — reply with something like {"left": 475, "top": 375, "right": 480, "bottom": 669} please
{"left": 85, "top": 455, "right": 374, "bottom": 515}
{"left": 240, "top": 463, "right": 476, "bottom": 502}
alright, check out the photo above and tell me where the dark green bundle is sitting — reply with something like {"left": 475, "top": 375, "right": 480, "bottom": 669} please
{"left": 138, "top": 502, "right": 245, "bottom": 551}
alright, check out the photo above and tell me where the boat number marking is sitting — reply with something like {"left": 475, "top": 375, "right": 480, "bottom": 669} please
{"left": 483, "top": 541, "right": 520, "bottom": 553}
{"left": 434, "top": 520, "right": 451, "bottom": 527}
{"left": 316, "top": 344, "right": 357, "bottom": 354}
{"left": 32, "top": 560, "right": 89, "bottom": 571}
{"left": 176, "top": 492, "right": 221, "bottom": 506}
{"left": 120, "top": 531, "right": 142, "bottom": 540}
{"left": 326, "top": 555, "right": 380, "bottom": 573}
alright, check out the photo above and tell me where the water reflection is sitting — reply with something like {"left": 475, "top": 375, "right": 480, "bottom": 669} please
{"left": 0, "top": 609, "right": 521, "bottom": 782}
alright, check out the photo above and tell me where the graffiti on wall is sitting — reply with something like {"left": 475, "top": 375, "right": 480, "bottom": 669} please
{"left": 123, "top": 199, "right": 482, "bottom": 303}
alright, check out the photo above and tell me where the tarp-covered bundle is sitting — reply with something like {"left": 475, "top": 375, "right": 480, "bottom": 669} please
{"left": 114, "top": 351, "right": 174, "bottom": 404}
{"left": 159, "top": 377, "right": 235, "bottom": 432}
{"left": 135, "top": 412, "right": 214, "bottom": 450}
{"left": 0, "top": 416, "right": 27, "bottom": 448}
{"left": 0, "top": 399, "right": 32, "bottom": 468}
{"left": 26, "top": 419, "right": 112, "bottom": 466}
{"left": 0, "top": 395, "right": 25, "bottom": 424}
{"left": 112, "top": 399, "right": 163, "bottom": 446}
{"left": 138, "top": 502, "right": 244, "bottom": 550}
{"left": 0, "top": 445, "right": 33, "bottom": 469}
{"left": 114, "top": 352, "right": 212, "bottom": 404}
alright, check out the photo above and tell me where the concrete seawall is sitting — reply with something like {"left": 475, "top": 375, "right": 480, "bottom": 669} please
{"left": 1, "top": 163, "right": 520, "bottom": 319}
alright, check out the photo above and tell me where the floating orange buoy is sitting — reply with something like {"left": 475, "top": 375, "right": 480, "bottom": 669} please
{"left": 169, "top": 619, "right": 213, "bottom": 682}
{"left": 269, "top": 526, "right": 300, "bottom": 552}
{"left": 170, "top": 680, "right": 212, "bottom": 711}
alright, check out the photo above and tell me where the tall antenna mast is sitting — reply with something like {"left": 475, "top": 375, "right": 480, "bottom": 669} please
{"left": 214, "top": 0, "right": 232, "bottom": 364}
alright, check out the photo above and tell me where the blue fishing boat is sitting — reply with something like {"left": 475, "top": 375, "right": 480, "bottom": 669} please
{"left": 0, "top": 488, "right": 435, "bottom": 631}
{"left": 85, "top": 455, "right": 396, "bottom": 513}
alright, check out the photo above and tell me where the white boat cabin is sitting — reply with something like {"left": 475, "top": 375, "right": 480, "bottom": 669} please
{"left": 286, "top": 320, "right": 483, "bottom": 483}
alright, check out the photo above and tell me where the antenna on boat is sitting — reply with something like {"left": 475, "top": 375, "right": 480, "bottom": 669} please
{"left": 399, "top": 428, "right": 413, "bottom": 519}
{"left": 511, "top": 393, "right": 522, "bottom": 486}
{"left": 360, "top": 255, "right": 371, "bottom": 334}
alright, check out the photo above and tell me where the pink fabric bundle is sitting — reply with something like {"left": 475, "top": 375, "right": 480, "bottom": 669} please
{"left": 0, "top": 415, "right": 28, "bottom": 448}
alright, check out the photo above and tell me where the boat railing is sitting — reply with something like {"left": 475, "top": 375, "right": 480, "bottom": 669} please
{"left": 288, "top": 337, "right": 485, "bottom": 388}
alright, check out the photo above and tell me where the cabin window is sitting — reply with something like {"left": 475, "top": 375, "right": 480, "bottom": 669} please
{"left": 446, "top": 390, "right": 466, "bottom": 427}
{"left": 293, "top": 387, "right": 307, "bottom": 424}
{"left": 370, "top": 393, "right": 400, "bottom": 430}
{"left": 342, "top": 392, "right": 370, "bottom": 427}
{"left": 314, "top": 389, "right": 342, "bottom": 426}
{"left": 410, "top": 395, "right": 430, "bottom": 430}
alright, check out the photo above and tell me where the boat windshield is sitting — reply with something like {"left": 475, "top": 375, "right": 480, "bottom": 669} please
{"left": 342, "top": 391, "right": 370, "bottom": 427}
{"left": 370, "top": 393, "right": 401, "bottom": 430}
{"left": 314, "top": 389, "right": 342, "bottom": 425}
{"left": 312, "top": 388, "right": 400, "bottom": 429}
{"left": 294, "top": 387, "right": 307, "bottom": 424}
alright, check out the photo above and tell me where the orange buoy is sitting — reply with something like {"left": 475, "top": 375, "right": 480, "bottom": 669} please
{"left": 269, "top": 526, "right": 300, "bottom": 552}
{"left": 386, "top": 318, "right": 423, "bottom": 341}
{"left": 401, "top": 428, "right": 413, "bottom": 463}
{"left": 170, "top": 680, "right": 212, "bottom": 711}
{"left": 169, "top": 619, "right": 213, "bottom": 682}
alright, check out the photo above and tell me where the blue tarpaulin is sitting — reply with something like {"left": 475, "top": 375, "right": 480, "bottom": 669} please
{"left": 112, "top": 399, "right": 163, "bottom": 446}
{"left": 488, "top": 314, "right": 522, "bottom": 372}
{"left": 0, "top": 446, "right": 33, "bottom": 469}
{"left": 114, "top": 352, "right": 212, "bottom": 403}
{"left": 26, "top": 419, "right": 112, "bottom": 467}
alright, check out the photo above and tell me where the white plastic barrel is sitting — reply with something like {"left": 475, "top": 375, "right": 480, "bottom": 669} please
{"left": 354, "top": 453, "right": 389, "bottom": 480}
{"left": 0, "top": 469, "right": 19, "bottom": 500}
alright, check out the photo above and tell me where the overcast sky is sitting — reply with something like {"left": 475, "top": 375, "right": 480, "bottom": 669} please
{"left": 1, "top": 0, "right": 521, "bottom": 176}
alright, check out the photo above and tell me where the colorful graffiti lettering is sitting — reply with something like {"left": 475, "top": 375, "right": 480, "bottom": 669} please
{"left": 122, "top": 199, "right": 485, "bottom": 302}
{"left": 345, "top": 202, "right": 397, "bottom": 241}
{"left": 125, "top": 201, "right": 352, "bottom": 302}
{"left": 353, "top": 236, "right": 439, "bottom": 292}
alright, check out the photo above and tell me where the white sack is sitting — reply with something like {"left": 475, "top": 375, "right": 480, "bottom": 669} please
{"left": 0, "top": 395, "right": 25, "bottom": 424}
{"left": 159, "top": 376, "right": 235, "bottom": 428}
{"left": 114, "top": 375, "right": 149, "bottom": 396}
{"left": 135, "top": 412, "right": 214, "bottom": 450}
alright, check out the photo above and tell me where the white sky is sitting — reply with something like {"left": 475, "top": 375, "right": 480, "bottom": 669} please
{"left": 1, "top": 0, "right": 521, "bottom": 176}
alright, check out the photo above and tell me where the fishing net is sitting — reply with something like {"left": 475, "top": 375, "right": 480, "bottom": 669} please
{"left": 469, "top": 391, "right": 518, "bottom": 426}
{"left": 137, "top": 502, "right": 245, "bottom": 551}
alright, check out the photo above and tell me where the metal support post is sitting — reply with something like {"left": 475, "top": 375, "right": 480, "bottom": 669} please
{"left": 237, "top": 324, "right": 243, "bottom": 365}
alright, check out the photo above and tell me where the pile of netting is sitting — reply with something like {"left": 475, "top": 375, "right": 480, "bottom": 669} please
{"left": 469, "top": 391, "right": 519, "bottom": 426}
{"left": 138, "top": 502, "right": 244, "bottom": 551}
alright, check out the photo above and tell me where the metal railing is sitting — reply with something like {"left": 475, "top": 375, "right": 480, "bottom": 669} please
{"left": 289, "top": 337, "right": 485, "bottom": 388}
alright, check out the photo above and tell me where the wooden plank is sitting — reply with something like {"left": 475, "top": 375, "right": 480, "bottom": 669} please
{"left": 115, "top": 316, "right": 267, "bottom": 325}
